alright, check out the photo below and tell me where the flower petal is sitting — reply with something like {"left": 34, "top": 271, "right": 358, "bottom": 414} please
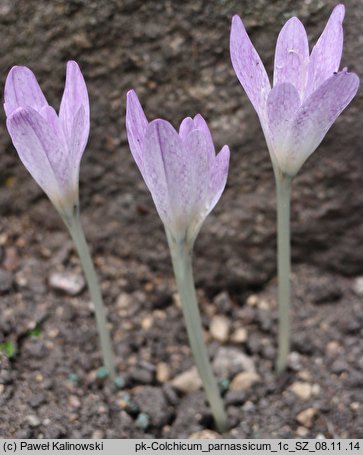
{"left": 266, "top": 82, "right": 300, "bottom": 165}
{"left": 6, "top": 107, "right": 64, "bottom": 201}
{"left": 141, "top": 119, "right": 183, "bottom": 230}
{"left": 126, "top": 90, "right": 148, "bottom": 172}
{"left": 306, "top": 4, "right": 345, "bottom": 98}
{"left": 288, "top": 70, "right": 359, "bottom": 175}
{"left": 193, "top": 114, "right": 215, "bottom": 154}
{"left": 40, "top": 105, "right": 67, "bottom": 147}
{"left": 209, "top": 145, "right": 230, "bottom": 210}
{"left": 230, "top": 15, "right": 271, "bottom": 118}
{"left": 69, "top": 105, "right": 87, "bottom": 189}
{"left": 59, "top": 61, "right": 90, "bottom": 155}
{"left": 273, "top": 17, "right": 309, "bottom": 98}
{"left": 179, "top": 114, "right": 215, "bottom": 155}
{"left": 4, "top": 66, "right": 48, "bottom": 117}
{"left": 182, "top": 129, "right": 212, "bottom": 215}
{"left": 179, "top": 117, "right": 194, "bottom": 139}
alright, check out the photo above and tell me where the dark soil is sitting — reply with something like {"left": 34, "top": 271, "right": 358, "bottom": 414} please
{"left": 0, "top": 0, "right": 362, "bottom": 439}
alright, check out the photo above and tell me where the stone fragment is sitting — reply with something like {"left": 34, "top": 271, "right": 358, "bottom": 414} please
{"left": 171, "top": 367, "right": 202, "bottom": 393}
{"left": 352, "top": 277, "right": 363, "bottom": 296}
{"left": 289, "top": 382, "right": 313, "bottom": 400}
{"left": 25, "top": 414, "right": 41, "bottom": 428}
{"left": 287, "top": 351, "right": 303, "bottom": 371}
{"left": 296, "top": 426, "right": 309, "bottom": 437}
{"left": 246, "top": 294, "right": 258, "bottom": 306}
{"left": 49, "top": 271, "right": 85, "bottom": 296}
{"left": 116, "top": 293, "right": 132, "bottom": 309}
{"left": 296, "top": 408, "right": 317, "bottom": 428}
{"left": 189, "top": 430, "right": 220, "bottom": 439}
{"left": 130, "top": 367, "right": 154, "bottom": 385}
{"left": 156, "top": 362, "right": 170, "bottom": 383}
{"left": 230, "top": 328, "right": 247, "bottom": 344}
{"left": 68, "top": 395, "right": 81, "bottom": 409}
{"left": 212, "top": 347, "right": 255, "bottom": 379}
{"left": 141, "top": 315, "right": 153, "bottom": 330}
{"left": 133, "top": 386, "right": 171, "bottom": 427}
{"left": 209, "top": 315, "right": 230, "bottom": 343}
{"left": 230, "top": 371, "right": 261, "bottom": 391}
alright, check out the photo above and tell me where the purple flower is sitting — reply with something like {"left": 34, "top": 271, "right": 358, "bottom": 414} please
{"left": 126, "top": 90, "right": 230, "bottom": 242}
{"left": 230, "top": 4, "right": 359, "bottom": 176}
{"left": 4, "top": 61, "right": 90, "bottom": 217}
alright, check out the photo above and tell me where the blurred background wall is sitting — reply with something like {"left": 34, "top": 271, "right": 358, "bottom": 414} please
{"left": 0, "top": 0, "right": 362, "bottom": 294}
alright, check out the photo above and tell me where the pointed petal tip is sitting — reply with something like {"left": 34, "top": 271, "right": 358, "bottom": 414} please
{"left": 219, "top": 144, "right": 230, "bottom": 159}
{"left": 126, "top": 88, "right": 137, "bottom": 99}
{"left": 333, "top": 3, "right": 345, "bottom": 20}
{"left": 283, "top": 16, "right": 305, "bottom": 28}
{"left": 126, "top": 90, "right": 142, "bottom": 110}
{"left": 193, "top": 113, "right": 204, "bottom": 121}
{"left": 66, "top": 60, "right": 79, "bottom": 68}
{"left": 336, "top": 69, "right": 360, "bottom": 86}
{"left": 7, "top": 65, "right": 31, "bottom": 75}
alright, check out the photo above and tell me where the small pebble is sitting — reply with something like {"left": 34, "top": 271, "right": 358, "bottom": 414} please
{"left": 92, "top": 430, "right": 104, "bottom": 439}
{"left": 246, "top": 294, "right": 258, "bottom": 306}
{"left": 296, "top": 408, "right": 317, "bottom": 428}
{"left": 296, "top": 426, "right": 309, "bottom": 437}
{"left": 49, "top": 271, "right": 85, "bottom": 296}
{"left": 230, "top": 328, "right": 247, "bottom": 344}
{"left": 68, "top": 395, "right": 81, "bottom": 409}
{"left": 68, "top": 373, "right": 79, "bottom": 384}
{"left": 350, "top": 402, "right": 359, "bottom": 411}
{"left": 288, "top": 351, "right": 303, "bottom": 371}
{"left": 136, "top": 412, "right": 150, "bottom": 431}
{"left": 289, "top": 382, "right": 313, "bottom": 401}
{"left": 131, "top": 367, "right": 154, "bottom": 385}
{"left": 230, "top": 371, "right": 260, "bottom": 391}
{"left": 218, "top": 378, "right": 230, "bottom": 394}
{"left": 213, "top": 347, "right": 255, "bottom": 378}
{"left": 156, "top": 362, "right": 170, "bottom": 383}
{"left": 141, "top": 315, "right": 153, "bottom": 330}
{"left": 96, "top": 367, "right": 109, "bottom": 380}
{"left": 189, "top": 430, "right": 220, "bottom": 439}
{"left": 225, "top": 389, "right": 246, "bottom": 406}
{"left": 209, "top": 315, "right": 230, "bottom": 343}
{"left": 25, "top": 414, "right": 41, "bottom": 428}
{"left": 116, "top": 293, "right": 132, "bottom": 310}
{"left": 133, "top": 386, "right": 171, "bottom": 427}
{"left": 171, "top": 367, "right": 202, "bottom": 393}
{"left": 114, "top": 376, "right": 126, "bottom": 389}
{"left": 326, "top": 340, "right": 341, "bottom": 355}
{"left": 352, "top": 277, "right": 363, "bottom": 296}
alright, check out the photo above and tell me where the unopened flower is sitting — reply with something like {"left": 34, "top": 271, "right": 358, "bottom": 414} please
{"left": 4, "top": 61, "right": 90, "bottom": 218}
{"left": 126, "top": 90, "right": 230, "bottom": 242}
{"left": 230, "top": 4, "right": 359, "bottom": 177}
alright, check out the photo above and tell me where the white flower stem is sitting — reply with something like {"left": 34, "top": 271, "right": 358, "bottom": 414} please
{"left": 65, "top": 212, "right": 116, "bottom": 380}
{"left": 275, "top": 174, "right": 292, "bottom": 374}
{"left": 166, "top": 230, "right": 227, "bottom": 433}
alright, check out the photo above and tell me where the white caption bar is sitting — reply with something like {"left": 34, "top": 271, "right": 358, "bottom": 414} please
{"left": 0, "top": 439, "right": 362, "bottom": 455}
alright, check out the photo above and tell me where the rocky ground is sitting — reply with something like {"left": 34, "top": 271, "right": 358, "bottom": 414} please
{"left": 0, "top": 0, "right": 362, "bottom": 439}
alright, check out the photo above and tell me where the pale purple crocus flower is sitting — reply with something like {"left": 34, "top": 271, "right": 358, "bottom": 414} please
{"left": 230, "top": 4, "right": 359, "bottom": 177}
{"left": 4, "top": 62, "right": 116, "bottom": 378}
{"left": 126, "top": 89, "right": 230, "bottom": 243}
{"left": 4, "top": 61, "right": 90, "bottom": 218}
{"left": 126, "top": 89, "right": 229, "bottom": 430}
{"left": 231, "top": 4, "right": 359, "bottom": 374}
